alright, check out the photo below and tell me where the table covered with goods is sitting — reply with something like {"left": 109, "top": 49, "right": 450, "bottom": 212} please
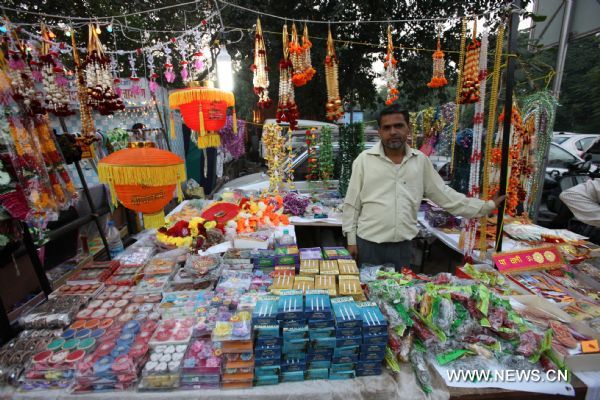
{"left": 1, "top": 194, "right": 599, "bottom": 400}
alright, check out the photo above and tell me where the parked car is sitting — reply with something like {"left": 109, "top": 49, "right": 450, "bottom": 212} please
{"left": 583, "top": 136, "right": 600, "bottom": 167}
{"left": 552, "top": 132, "right": 599, "bottom": 158}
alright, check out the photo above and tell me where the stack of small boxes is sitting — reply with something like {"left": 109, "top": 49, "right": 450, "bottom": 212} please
{"left": 306, "top": 290, "right": 334, "bottom": 380}
{"left": 252, "top": 296, "right": 281, "bottom": 385}
{"left": 278, "top": 291, "right": 307, "bottom": 383}
{"left": 356, "top": 302, "right": 388, "bottom": 376}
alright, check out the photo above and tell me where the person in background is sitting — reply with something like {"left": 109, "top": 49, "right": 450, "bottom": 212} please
{"left": 132, "top": 122, "right": 146, "bottom": 142}
{"left": 342, "top": 104, "right": 504, "bottom": 270}
{"left": 560, "top": 179, "right": 600, "bottom": 244}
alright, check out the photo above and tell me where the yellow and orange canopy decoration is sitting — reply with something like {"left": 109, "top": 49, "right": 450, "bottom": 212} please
{"left": 169, "top": 86, "right": 237, "bottom": 149}
{"left": 98, "top": 147, "right": 186, "bottom": 228}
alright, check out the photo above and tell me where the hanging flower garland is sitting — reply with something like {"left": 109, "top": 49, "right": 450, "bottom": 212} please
{"left": 109, "top": 54, "right": 122, "bottom": 97}
{"left": 252, "top": 18, "right": 272, "bottom": 109}
{"left": 427, "top": 29, "right": 448, "bottom": 89}
{"left": 164, "top": 43, "right": 175, "bottom": 83}
{"left": 383, "top": 25, "right": 399, "bottom": 105}
{"left": 276, "top": 24, "right": 300, "bottom": 130}
{"left": 177, "top": 37, "right": 190, "bottom": 83}
{"left": 290, "top": 23, "right": 315, "bottom": 87}
{"left": 305, "top": 128, "right": 318, "bottom": 182}
{"left": 319, "top": 125, "right": 334, "bottom": 182}
{"left": 262, "top": 123, "right": 286, "bottom": 194}
{"left": 192, "top": 28, "right": 205, "bottom": 79}
{"left": 146, "top": 50, "right": 158, "bottom": 94}
{"left": 285, "top": 127, "right": 295, "bottom": 190}
{"left": 82, "top": 24, "right": 124, "bottom": 115}
{"left": 458, "top": 21, "right": 481, "bottom": 104}
{"left": 324, "top": 27, "right": 343, "bottom": 121}
{"left": 219, "top": 115, "right": 246, "bottom": 160}
{"left": 128, "top": 53, "right": 142, "bottom": 97}
{"left": 39, "top": 24, "right": 73, "bottom": 116}
{"left": 463, "top": 32, "right": 488, "bottom": 261}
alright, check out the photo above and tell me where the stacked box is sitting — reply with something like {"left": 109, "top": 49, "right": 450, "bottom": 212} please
{"left": 253, "top": 295, "right": 281, "bottom": 385}
{"left": 222, "top": 249, "right": 254, "bottom": 265}
{"left": 299, "top": 247, "right": 323, "bottom": 261}
{"left": 338, "top": 275, "right": 367, "bottom": 301}
{"left": 252, "top": 249, "right": 276, "bottom": 272}
{"left": 322, "top": 247, "right": 353, "bottom": 260}
{"left": 212, "top": 310, "right": 254, "bottom": 389}
{"left": 179, "top": 339, "right": 222, "bottom": 389}
{"left": 330, "top": 297, "right": 362, "bottom": 379}
{"left": 356, "top": 302, "right": 388, "bottom": 376}
{"left": 294, "top": 276, "right": 315, "bottom": 293}
{"left": 337, "top": 259, "right": 359, "bottom": 276}
{"left": 314, "top": 275, "right": 337, "bottom": 296}
{"left": 270, "top": 273, "right": 294, "bottom": 294}
{"left": 277, "top": 291, "right": 307, "bottom": 383}
{"left": 299, "top": 260, "right": 320, "bottom": 277}
{"left": 274, "top": 246, "right": 300, "bottom": 267}
{"left": 320, "top": 260, "right": 339, "bottom": 276}
{"left": 305, "top": 290, "right": 333, "bottom": 380}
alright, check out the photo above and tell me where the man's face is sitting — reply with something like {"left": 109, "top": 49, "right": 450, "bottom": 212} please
{"left": 378, "top": 113, "right": 410, "bottom": 150}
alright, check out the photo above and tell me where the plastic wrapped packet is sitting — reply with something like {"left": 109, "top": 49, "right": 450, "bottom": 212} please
{"left": 184, "top": 254, "right": 221, "bottom": 278}
{"left": 138, "top": 344, "right": 188, "bottom": 390}
{"left": 433, "top": 297, "right": 455, "bottom": 332}
{"left": 516, "top": 331, "right": 540, "bottom": 357}
{"left": 116, "top": 245, "right": 156, "bottom": 268}
{"left": 398, "top": 332, "right": 413, "bottom": 363}
{"left": 360, "top": 264, "right": 395, "bottom": 283}
{"left": 410, "top": 348, "right": 432, "bottom": 394}
{"left": 19, "top": 296, "right": 89, "bottom": 329}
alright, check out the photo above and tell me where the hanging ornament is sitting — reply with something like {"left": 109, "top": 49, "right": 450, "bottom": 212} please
{"left": 289, "top": 23, "right": 315, "bottom": 87}
{"left": 109, "top": 54, "right": 122, "bottom": 97}
{"left": 39, "top": 24, "right": 73, "bottom": 116}
{"left": 28, "top": 44, "right": 43, "bottom": 83}
{"left": 459, "top": 21, "right": 481, "bottom": 104}
{"left": 177, "top": 38, "right": 190, "bottom": 83}
{"left": 462, "top": 32, "right": 488, "bottom": 261}
{"left": 252, "top": 18, "right": 272, "bottom": 109}
{"left": 82, "top": 24, "right": 124, "bottom": 115}
{"left": 383, "top": 25, "right": 399, "bottom": 105}
{"left": 324, "top": 27, "right": 343, "bottom": 121}
{"left": 427, "top": 28, "right": 448, "bottom": 89}
{"left": 262, "top": 123, "right": 286, "bottom": 194}
{"left": 276, "top": 24, "right": 300, "bottom": 130}
{"left": 128, "top": 53, "right": 142, "bottom": 97}
{"left": 305, "top": 128, "right": 318, "bottom": 181}
{"left": 164, "top": 44, "right": 175, "bottom": 83}
{"left": 147, "top": 50, "right": 158, "bottom": 93}
{"left": 192, "top": 28, "right": 205, "bottom": 78}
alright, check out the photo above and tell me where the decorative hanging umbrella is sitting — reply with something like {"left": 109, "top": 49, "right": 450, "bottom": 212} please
{"left": 169, "top": 84, "right": 237, "bottom": 149}
{"left": 98, "top": 144, "right": 186, "bottom": 228}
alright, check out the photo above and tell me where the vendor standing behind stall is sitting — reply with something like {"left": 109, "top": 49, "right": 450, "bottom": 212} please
{"left": 342, "top": 104, "right": 504, "bottom": 270}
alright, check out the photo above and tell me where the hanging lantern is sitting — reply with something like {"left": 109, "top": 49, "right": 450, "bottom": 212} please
{"left": 169, "top": 84, "right": 236, "bottom": 149}
{"left": 98, "top": 144, "right": 186, "bottom": 228}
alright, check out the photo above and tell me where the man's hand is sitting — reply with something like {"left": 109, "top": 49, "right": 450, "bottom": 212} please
{"left": 492, "top": 194, "right": 506, "bottom": 208}
{"left": 348, "top": 245, "right": 358, "bottom": 261}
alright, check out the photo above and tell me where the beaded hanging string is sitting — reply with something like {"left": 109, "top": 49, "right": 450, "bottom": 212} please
{"left": 128, "top": 53, "right": 142, "bottom": 97}
{"left": 252, "top": 18, "right": 272, "bottom": 109}
{"left": 459, "top": 20, "right": 481, "bottom": 104}
{"left": 285, "top": 127, "right": 295, "bottom": 190}
{"left": 70, "top": 30, "right": 95, "bottom": 137}
{"left": 522, "top": 92, "right": 558, "bottom": 218}
{"left": 324, "top": 26, "right": 343, "bottom": 121}
{"left": 276, "top": 24, "right": 300, "bottom": 130}
{"left": 289, "top": 23, "right": 315, "bottom": 87}
{"left": 463, "top": 31, "right": 488, "bottom": 261}
{"left": 450, "top": 18, "right": 467, "bottom": 176}
{"left": 164, "top": 43, "right": 175, "bottom": 83}
{"left": 39, "top": 24, "right": 73, "bottom": 116}
{"left": 305, "top": 127, "right": 318, "bottom": 182}
{"left": 427, "top": 26, "right": 448, "bottom": 89}
{"left": 383, "top": 24, "right": 399, "bottom": 105}
{"left": 504, "top": 104, "right": 526, "bottom": 217}
{"left": 262, "top": 123, "right": 286, "bottom": 195}
{"left": 478, "top": 23, "right": 505, "bottom": 254}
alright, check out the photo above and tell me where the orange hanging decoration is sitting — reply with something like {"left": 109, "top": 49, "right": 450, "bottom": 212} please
{"left": 169, "top": 85, "right": 236, "bottom": 149}
{"left": 458, "top": 21, "right": 481, "bottom": 104}
{"left": 98, "top": 145, "right": 186, "bottom": 228}
{"left": 427, "top": 36, "right": 448, "bottom": 89}
{"left": 383, "top": 25, "right": 399, "bottom": 105}
{"left": 289, "top": 23, "right": 315, "bottom": 87}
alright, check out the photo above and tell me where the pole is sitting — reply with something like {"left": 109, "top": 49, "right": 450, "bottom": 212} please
{"left": 74, "top": 161, "right": 112, "bottom": 260}
{"left": 20, "top": 222, "right": 53, "bottom": 296}
{"left": 552, "top": 0, "right": 574, "bottom": 97}
{"left": 495, "top": 0, "right": 521, "bottom": 252}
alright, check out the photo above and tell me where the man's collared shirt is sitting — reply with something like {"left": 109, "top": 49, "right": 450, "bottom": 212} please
{"left": 342, "top": 141, "right": 495, "bottom": 245}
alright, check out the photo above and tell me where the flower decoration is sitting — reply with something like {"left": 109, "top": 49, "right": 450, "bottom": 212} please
{"left": 305, "top": 128, "right": 318, "bottom": 182}
{"left": 220, "top": 115, "right": 246, "bottom": 160}
{"left": 383, "top": 25, "right": 399, "bottom": 105}
{"left": 156, "top": 216, "right": 218, "bottom": 248}
{"left": 234, "top": 196, "right": 289, "bottom": 233}
{"left": 192, "top": 28, "right": 206, "bottom": 78}
{"left": 164, "top": 44, "right": 175, "bottom": 83}
{"left": 283, "top": 192, "right": 310, "bottom": 216}
{"left": 427, "top": 33, "right": 448, "bottom": 89}
{"left": 146, "top": 50, "right": 159, "bottom": 93}
{"left": 324, "top": 27, "right": 343, "bottom": 121}
{"left": 276, "top": 24, "right": 300, "bottom": 130}
{"left": 262, "top": 123, "right": 286, "bottom": 194}
{"left": 128, "top": 53, "right": 142, "bottom": 97}
{"left": 458, "top": 21, "right": 481, "bottom": 104}
{"left": 177, "top": 38, "right": 190, "bottom": 83}
{"left": 252, "top": 18, "right": 272, "bottom": 109}
{"left": 289, "top": 23, "right": 315, "bottom": 87}
{"left": 39, "top": 24, "right": 73, "bottom": 116}
{"left": 82, "top": 24, "right": 124, "bottom": 115}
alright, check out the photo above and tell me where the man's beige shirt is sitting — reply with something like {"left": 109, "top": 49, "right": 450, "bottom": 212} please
{"left": 342, "top": 142, "right": 496, "bottom": 245}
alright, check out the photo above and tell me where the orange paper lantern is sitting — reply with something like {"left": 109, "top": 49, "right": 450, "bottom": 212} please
{"left": 98, "top": 147, "right": 186, "bottom": 228}
{"left": 169, "top": 87, "right": 237, "bottom": 149}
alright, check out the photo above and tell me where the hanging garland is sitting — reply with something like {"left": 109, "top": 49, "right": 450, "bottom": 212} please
{"left": 463, "top": 32, "right": 488, "bottom": 261}
{"left": 305, "top": 127, "right": 318, "bottom": 181}
{"left": 276, "top": 24, "right": 300, "bottom": 130}
{"left": 458, "top": 21, "right": 481, "bottom": 104}
{"left": 522, "top": 91, "right": 558, "bottom": 219}
{"left": 164, "top": 43, "right": 175, "bottom": 83}
{"left": 290, "top": 23, "right": 315, "bottom": 87}
{"left": 128, "top": 53, "right": 142, "bottom": 97}
{"left": 324, "top": 27, "right": 343, "bottom": 121}
{"left": 147, "top": 50, "right": 158, "bottom": 94}
{"left": 176, "top": 37, "right": 190, "bottom": 83}
{"left": 262, "top": 123, "right": 286, "bottom": 194}
{"left": 285, "top": 127, "right": 295, "bottom": 190}
{"left": 427, "top": 30, "right": 448, "bottom": 89}
{"left": 252, "top": 18, "right": 272, "bottom": 109}
{"left": 339, "top": 122, "right": 364, "bottom": 197}
{"left": 39, "top": 24, "right": 73, "bottom": 116}
{"left": 478, "top": 23, "right": 505, "bottom": 253}
{"left": 319, "top": 125, "right": 334, "bottom": 182}
{"left": 219, "top": 115, "right": 246, "bottom": 160}
{"left": 192, "top": 28, "right": 206, "bottom": 79}
{"left": 383, "top": 25, "right": 399, "bottom": 105}
{"left": 82, "top": 24, "right": 124, "bottom": 115}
